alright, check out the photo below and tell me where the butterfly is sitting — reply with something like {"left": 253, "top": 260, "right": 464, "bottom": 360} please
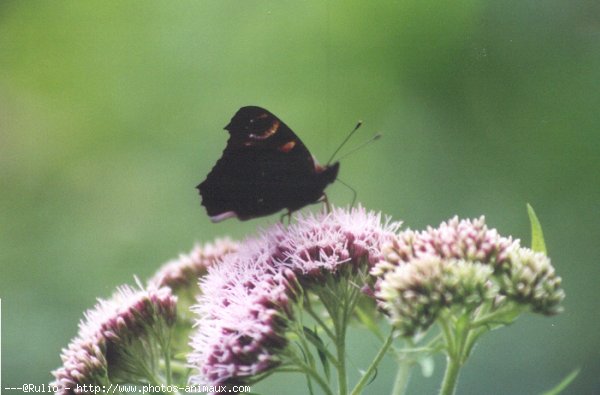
{"left": 197, "top": 106, "right": 340, "bottom": 222}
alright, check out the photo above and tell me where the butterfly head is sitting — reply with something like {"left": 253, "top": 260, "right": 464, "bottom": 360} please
{"left": 317, "top": 161, "right": 340, "bottom": 189}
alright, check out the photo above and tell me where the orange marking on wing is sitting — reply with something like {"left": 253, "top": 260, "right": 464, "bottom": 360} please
{"left": 278, "top": 140, "right": 296, "bottom": 153}
{"left": 250, "top": 120, "right": 280, "bottom": 140}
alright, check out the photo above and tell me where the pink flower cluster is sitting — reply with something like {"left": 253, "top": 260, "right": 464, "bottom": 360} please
{"left": 374, "top": 216, "right": 516, "bottom": 274}
{"left": 52, "top": 207, "right": 565, "bottom": 391}
{"left": 51, "top": 337, "right": 108, "bottom": 394}
{"left": 51, "top": 284, "right": 177, "bottom": 394}
{"left": 281, "top": 206, "right": 400, "bottom": 280}
{"left": 189, "top": 206, "right": 400, "bottom": 387}
{"left": 149, "top": 238, "right": 238, "bottom": 292}
{"left": 189, "top": 235, "right": 297, "bottom": 385}
{"left": 372, "top": 216, "right": 564, "bottom": 336}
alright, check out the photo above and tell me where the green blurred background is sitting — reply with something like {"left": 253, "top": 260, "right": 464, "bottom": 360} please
{"left": 1, "top": 1, "right": 599, "bottom": 394}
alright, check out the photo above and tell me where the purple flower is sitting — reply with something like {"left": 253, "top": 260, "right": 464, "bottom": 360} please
{"left": 51, "top": 336, "right": 108, "bottom": 394}
{"left": 189, "top": 234, "right": 296, "bottom": 386}
{"left": 51, "top": 283, "right": 177, "bottom": 393}
{"left": 376, "top": 256, "right": 495, "bottom": 336}
{"left": 280, "top": 206, "right": 401, "bottom": 281}
{"left": 503, "top": 247, "right": 564, "bottom": 315}
{"left": 149, "top": 238, "right": 238, "bottom": 293}
{"left": 372, "top": 216, "right": 564, "bottom": 336}
{"left": 189, "top": 206, "right": 399, "bottom": 387}
{"left": 374, "top": 216, "right": 516, "bottom": 274}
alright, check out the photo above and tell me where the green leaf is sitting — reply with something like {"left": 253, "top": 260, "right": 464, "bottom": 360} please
{"left": 540, "top": 368, "right": 580, "bottom": 395}
{"left": 527, "top": 203, "right": 547, "bottom": 254}
{"left": 296, "top": 341, "right": 316, "bottom": 395}
{"left": 303, "top": 326, "right": 331, "bottom": 380}
{"left": 354, "top": 304, "right": 384, "bottom": 341}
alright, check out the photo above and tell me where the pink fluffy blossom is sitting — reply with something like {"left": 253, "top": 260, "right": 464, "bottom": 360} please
{"left": 51, "top": 283, "right": 177, "bottom": 394}
{"left": 189, "top": 206, "right": 400, "bottom": 387}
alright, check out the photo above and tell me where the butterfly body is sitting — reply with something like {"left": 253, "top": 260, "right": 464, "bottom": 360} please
{"left": 197, "top": 106, "right": 339, "bottom": 222}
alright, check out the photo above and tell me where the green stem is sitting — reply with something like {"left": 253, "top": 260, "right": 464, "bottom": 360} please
{"left": 439, "top": 316, "right": 470, "bottom": 395}
{"left": 317, "top": 278, "right": 348, "bottom": 395}
{"left": 163, "top": 348, "right": 172, "bottom": 386}
{"left": 162, "top": 359, "right": 189, "bottom": 375}
{"left": 438, "top": 318, "right": 455, "bottom": 354}
{"left": 307, "top": 268, "right": 367, "bottom": 395}
{"left": 439, "top": 353, "right": 462, "bottom": 395}
{"left": 304, "top": 332, "right": 339, "bottom": 366}
{"left": 350, "top": 332, "right": 394, "bottom": 395}
{"left": 336, "top": 320, "right": 347, "bottom": 395}
{"left": 338, "top": 279, "right": 359, "bottom": 395}
{"left": 287, "top": 322, "right": 333, "bottom": 395}
{"left": 462, "top": 326, "right": 486, "bottom": 361}
{"left": 391, "top": 354, "right": 413, "bottom": 395}
{"left": 293, "top": 354, "right": 335, "bottom": 395}
{"left": 306, "top": 302, "right": 336, "bottom": 341}
{"left": 145, "top": 370, "right": 180, "bottom": 395}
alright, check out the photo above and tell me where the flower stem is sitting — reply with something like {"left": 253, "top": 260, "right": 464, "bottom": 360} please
{"left": 439, "top": 353, "right": 462, "bottom": 395}
{"left": 306, "top": 300, "right": 336, "bottom": 341}
{"left": 163, "top": 349, "right": 172, "bottom": 386}
{"left": 145, "top": 369, "right": 180, "bottom": 395}
{"left": 161, "top": 359, "right": 189, "bottom": 376}
{"left": 350, "top": 332, "right": 394, "bottom": 395}
{"left": 336, "top": 321, "right": 347, "bottom": 395}
{"left": 291, "top": 354, "right": 334, "bottom": 395}
{"left": 391, "top": 348, "right": 415, "bottom": 395}
{"left": 439, "top": 316, "right": 470, "bottom": 395}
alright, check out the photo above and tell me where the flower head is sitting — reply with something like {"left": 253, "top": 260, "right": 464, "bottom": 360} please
{"left": 502, "top": 247, "right": 564, "bottom": 315}
{"left": 374, "top": 216, "right": 516, "bottom": 276}
{"left": 373, "top": 216, "right": 564, "bottom": 336}
{"left": 280, "top": 206, "right": 401, "bottom": 282}
{"left": 51, "top": 336, "right": 109, "bottom": 394}
{"left": 51, "top": 283, "right": 177, "bottom": 393}
{"left": 149, "top": 238, "right": 238, "bottom": 293}
{"left": 189, "top": 206, "right": 399, "bottom": 386}
{"left": 188, "top": 231, "right": 297, "bottom": 386}
{"left": 377, "top": 256, "right": 495, "bottom": 336}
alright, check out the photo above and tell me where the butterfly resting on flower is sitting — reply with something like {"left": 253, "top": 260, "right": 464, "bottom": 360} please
{"left": 197, "top": 106, "right": 340, "bottom": 222}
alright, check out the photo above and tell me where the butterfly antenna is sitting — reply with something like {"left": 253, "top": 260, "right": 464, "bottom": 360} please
{"left": 335, "top": 133, "right": 382, "bottom": 161}
{"left": 326, "top": 121, "right": 363, "bottom": 166}
{"left": 336, "top": 177, "right": 357, "bottom": 208}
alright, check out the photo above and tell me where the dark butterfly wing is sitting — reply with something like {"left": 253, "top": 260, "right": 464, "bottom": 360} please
{"left": 197, "top": 106, "right": 339, "bottom": 222}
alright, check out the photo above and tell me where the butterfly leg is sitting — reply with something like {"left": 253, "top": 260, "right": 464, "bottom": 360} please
{"left": 320, "top": 193, "right": 332, "bottom": 214}
{"left": 280, "top": 210, "right": 293, "bottom": 225}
